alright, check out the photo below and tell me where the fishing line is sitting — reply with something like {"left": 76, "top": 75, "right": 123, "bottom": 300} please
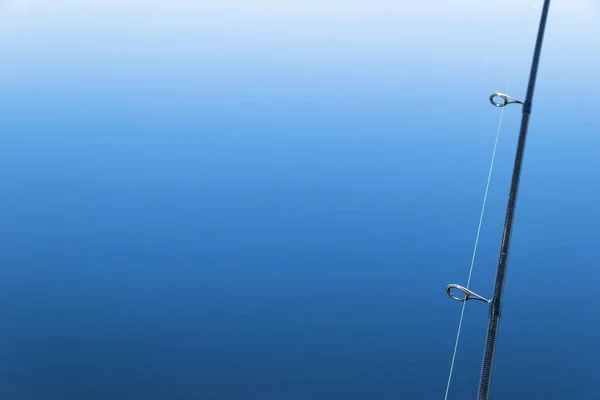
{"left": 443, "top": 3, "right": 533, "bottom": 399}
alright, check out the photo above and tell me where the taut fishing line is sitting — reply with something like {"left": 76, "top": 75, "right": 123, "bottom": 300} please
{"left": 443, "top": 2, "right": 535, "bottom": 399}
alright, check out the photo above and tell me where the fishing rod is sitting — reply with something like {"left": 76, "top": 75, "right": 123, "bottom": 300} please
{"left": 445, "top": 1, "right": 552, "bottom": 399}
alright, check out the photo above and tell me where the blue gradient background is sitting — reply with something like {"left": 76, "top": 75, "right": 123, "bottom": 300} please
{"left": 0, "top": 1, "right": 599, "bottom": 399}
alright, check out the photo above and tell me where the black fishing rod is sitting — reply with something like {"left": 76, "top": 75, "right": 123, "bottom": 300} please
{"left": 445, "top": 1, "right": 552, "bottom": 399}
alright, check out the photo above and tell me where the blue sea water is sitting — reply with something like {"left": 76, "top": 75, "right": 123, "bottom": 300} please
{"left": 0, "top": 1, "right": 598, "bottom": 399}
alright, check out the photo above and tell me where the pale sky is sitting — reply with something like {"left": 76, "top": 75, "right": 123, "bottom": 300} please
{"left": 0, "top": 1, "right": 598, "bottom": 95}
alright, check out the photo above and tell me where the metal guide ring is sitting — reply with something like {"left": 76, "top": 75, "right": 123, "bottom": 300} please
{"left": 489, "top": 92, "right": 524, "bottom": 108}
{"left": 446, "top": 284, "right": 490, "bottom": 304}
